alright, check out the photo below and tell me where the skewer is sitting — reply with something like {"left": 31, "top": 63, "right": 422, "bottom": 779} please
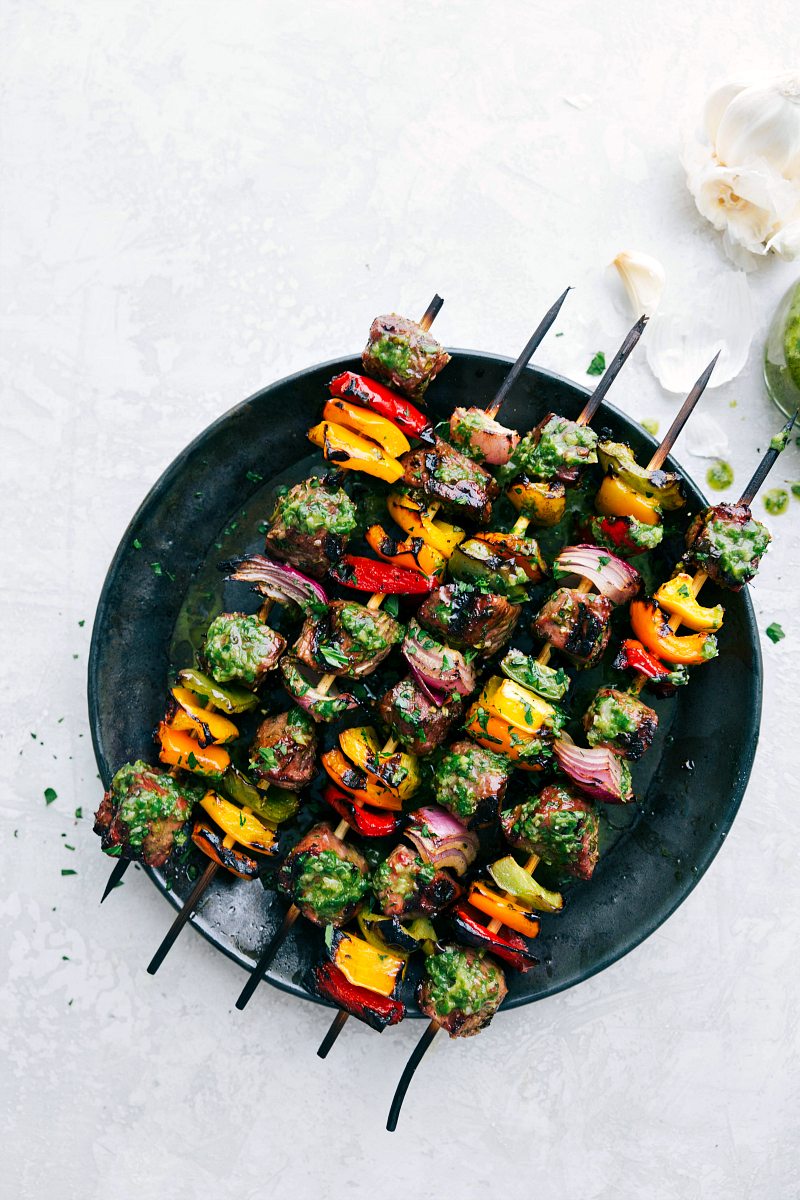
{"left": 739, "top": 410, "right": 797, "bottom": 506}
{"left": 146, "top": 806, "right": 260, "bottom": 974}
{"left": 100, "top": 856, "right": 130, "bottom": 902}
{"left": 484, "top": 287, "right": 572, "bottom": 420}
{"left": 629, "top": 409, "right": 797, "bottom": 692}
{"left": 576, "top": 315, "right": 648, "bottom": 427}
{"left": 419, "top": 294, "right": 444, "bottom": 332}
{"left": 387, "top": 360, "right": 721, "bottom": 1127}
{"left": 509, "top": 315, "right": 649, "bottom": 540}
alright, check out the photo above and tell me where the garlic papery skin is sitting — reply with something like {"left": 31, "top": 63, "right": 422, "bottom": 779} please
{"left": 684, "top": 73, "right": 800, "bottom": 263}
{"left": 610, "top": 251, "right": 665, "bottom": 317}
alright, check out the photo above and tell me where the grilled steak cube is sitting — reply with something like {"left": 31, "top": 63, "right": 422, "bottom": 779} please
{"left": 583, "top": 687, "right": 657, "bottom": 761}
{"left": 684, "top": 502, "right": 771, "bottom": 591}
{"left": 265, "top": 477, "right": 357, "bottom": 579}
{"left": 433, "top": 739, "right": 511, "bottom": 826}
{"left": 362, "top": 313, "right": 450, "bottom": 401}
{"left": 532, "top": 587, "right": 612, "bottom": 667}
{"left": 419, "top": 945, "right": 507, "bottom": 1038}
{"left": 502, "top": 784, "right": 599, "bottom": 880}
{"left": 249, "top": 707, "right": 318, "bottom": 788}
{"left": 499, "top": 412, "right": 598, "bottom": 485}
{"left": 204, "top": 612, "right": 285, "bottom": 687}
{"left": 417, "top": 583, "right": 520, "bottom": 656}
{"left": 294, "top": 600, "right": 403, "bottom": 678}
{"left": 93, "top": 760, "right": 200, "bottom": 868}
{"left": 277, "top": 823, "right": 370, "bottom": 926}
{"left": 372, "top": 844, "right": 460, "bottom": 919}
{"left": 399, "top": 439, "right": 500, "bottom": 526}
{"left": 378, "top": 676, "right": 464, "bottom": 756}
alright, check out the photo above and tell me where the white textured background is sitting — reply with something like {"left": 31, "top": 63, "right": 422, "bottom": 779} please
{"left": 2, "top": 3, "right": 799, "bottom": 1198}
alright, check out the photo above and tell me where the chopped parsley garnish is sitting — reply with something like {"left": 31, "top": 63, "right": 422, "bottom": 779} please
{"left": 765, "top": 622, "right": 785, "bottom": 644}
{"left": 587, "top": 351, "right": 606, "bottom": 376}
{"left": 44, "top": 787, "right": 57, "bottom": 804}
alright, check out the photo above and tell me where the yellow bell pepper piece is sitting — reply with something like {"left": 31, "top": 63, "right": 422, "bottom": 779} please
{"left": 506, "top": 479, "right": 566, "bottom": 527}
{"left": 629, "top": 599, "right": 718, "bottom": 665}
{"left": 365, "top": 523, "right": 446, "bottom": 579}
{"left": 338, "top": 726, "right": 421, "bottom": 800}
{"left": 157, "top": 723, "right": 231, "bottom": 775}
{"left": 332, "top": 931, "right": 405, "bottom": 997}
{"left": 322, "top": 398, "right": 410, "bottom": 460}
{"left": 199, "top": 791, "right": 277, "bottom": 854}
{"left": 596, "top": 475, "right": 661, "bottom": 526}
{"left": 465, "top": 678, "right": 556, "bottom": 771}
{"left": 386, "top": 491, "right": 466, "bottom": 558}
{"left": 480, "top": 676, "right": 555, "bottom": 735}
{"left": 467, "top": 881, "right": 541, "bottom": 938}
{"left": 653, "top": 573, "right": 724, "bottom": 632}
{"left": 321, "top": 748, "right": 403, "bottom": 811}
{"left": 170, "top": 686, "right": 239, "bottom": 744}
{"left": 308, "top": 421, "right": 403, "bottom": 484}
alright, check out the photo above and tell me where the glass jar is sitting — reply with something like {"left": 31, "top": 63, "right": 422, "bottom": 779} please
{"left": 764, "top": 279, "right": 800, "bottom": 416}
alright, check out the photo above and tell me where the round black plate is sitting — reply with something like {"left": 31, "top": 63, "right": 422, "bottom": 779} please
{"left": 88, "top": 352, "right": 762, "bottom": 1012}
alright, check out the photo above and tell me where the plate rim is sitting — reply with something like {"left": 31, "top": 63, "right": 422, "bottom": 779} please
{"left": 88, "top": 349, "right": 763, "bottom": 1014}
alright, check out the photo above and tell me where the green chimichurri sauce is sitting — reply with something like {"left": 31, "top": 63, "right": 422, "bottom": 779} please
{"left": 764, "top": 488, "right": 789, "bottom": 515}
{"left": 425, "top": 946, "right": 501, "bottom": 1016}
{"left": 706, "top": 460, "right": 734, "bottom": 491}
{"left": 783, "top": 282, "right": 800, "bottom": 391}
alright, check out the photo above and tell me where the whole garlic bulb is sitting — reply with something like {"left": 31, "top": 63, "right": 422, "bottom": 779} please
{"left": 684, "top": 73, "right": 800, "bottom": 263}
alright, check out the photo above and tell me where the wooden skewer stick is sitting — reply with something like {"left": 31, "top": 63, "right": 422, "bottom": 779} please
{"left": 648, "top": 352, "right": 720, "bottom": 472}
{"left": 484, "top": 287, "right": 572, "bottom": 420}
{"left": 147, "top": 806, "right": 257, "bottom": 975}
{"left": 100, "top": 856, "right": 130, "bottom": 902}
{"left": 739, "top": 409, "right": 797, "bottom": 506}
{"left": 419, "top": 294, "right": 444, "bottom": 333}
{"left": 576, "top": 315, "right": 648, "bottom": 427}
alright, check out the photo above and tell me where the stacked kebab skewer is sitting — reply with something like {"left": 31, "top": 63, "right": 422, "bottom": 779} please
{"left": 92, "top": 290, "right": 791, "bottom": 1131}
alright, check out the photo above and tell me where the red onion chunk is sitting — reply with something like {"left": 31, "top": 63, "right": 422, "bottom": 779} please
{"left": 224, "top": 554, "right": 328, "bottom": 608}
{"left": 406, "top": 806, "right": 479, "bottom": 877}
{"left": 279, "top": 656, "right": 359, "bottom": 723}
{"left": 402, "top": 619, "right": 477, "bottom": 699}
{"left": 408, "top": 660, "right": 450, "bottom": 707}
{"left": 554, "top": 544, "right": 641, "bottom": 605}
{"left": 554, "top": 737, "right": 634, "bottom": 804}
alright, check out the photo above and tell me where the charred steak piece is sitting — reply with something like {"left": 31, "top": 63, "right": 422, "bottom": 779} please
{"left": 93, "top": 760, "right": 200, "bottom": 868}
{"left": 417, "top": 582, "right": 520, "bottom": 656}
{"left": 378, "top": 676, "right": 464, "bottom": 756}
{"left": 277, "top": 823, "right": 370, "bottom": 926}
{"left": 419, "top": 945, "right": 507, "bottom": 1038}
{"left": 265, "top": 477, "right": 357, "bottom": 579}
{"left": 502, "top": 784, "right": 600, "bottom": 881}
{"left": 372, "top": 844, "right": 460, "bottom": 919}
{"left": 249, "top": 707, "right": 318, "bottom": 788}
{"left": 532, "top": 587, "right": 612, "bottom": 667}
{"left": 684, "top": 502, "right": 771, "bottom": 591}
{"left": 399, "top": 439, "right": 500, "bottom": 526}
{"left": 294, "top": 600, "right": 403, "bottom": 678}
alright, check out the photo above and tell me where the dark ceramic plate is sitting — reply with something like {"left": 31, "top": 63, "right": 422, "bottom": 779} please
{"left": 88, "top": 352, "right": 762, "bottom": 1013}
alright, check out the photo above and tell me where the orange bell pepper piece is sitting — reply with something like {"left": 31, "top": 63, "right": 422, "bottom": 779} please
{"left": 467, "top": 881, "right": 541, "bottom": 938}
{"left": 191, "top": 820, "right": 261, "bottom": 880}
{"left": 464, "top": 707, "right": 546, "bottom": 771}
{"left": 321, "top": 748, "right": 403, "bottom": 811}
{"left": 308, "top": 421, "right": 403, "bottom": 483}
{"left": 322, "top": 398, "right": 410, "bottom": 460}
{"left": 170, "top": 686, "right": 239, "bottom": 744}
{"left": 596, "top": 475, "right": 661, "bottom": 526}
{"left": 365, "top": 523, "right": 445, "bottom": 580}
{"left": 629, "top": 599, "right": 718, "bottom": 665}
{"left": 157, "top": 722, "right": 231, "bottom": 775}
{"left": 385, "top": 491, "right": 466, "bottom": 558}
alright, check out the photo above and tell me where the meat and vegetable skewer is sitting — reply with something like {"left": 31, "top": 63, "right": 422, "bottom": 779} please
{"left": 236, "top": 291, "right": 572, "bottom": 1015}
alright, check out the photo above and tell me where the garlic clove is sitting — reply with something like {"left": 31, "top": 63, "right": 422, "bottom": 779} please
{"left": 705, "top": 81, "right": 748, "bottom": 143}
{"left": 715, "top": 74, "right": 800, "bottom": 179}
{"left": 609, "top": 250, "right": 665, "bottom": 318}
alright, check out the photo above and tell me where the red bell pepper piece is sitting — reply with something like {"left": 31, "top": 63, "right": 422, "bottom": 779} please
{"left": 450, "top": 902, "right": 539, "bottom": 973}
{"left": 328, "top": 555, "right": 435, "bottom": 595}
{"left": 588, "top": 515, "right": 648, "bottom": 556}
{"left": 613, "top": 638, "right": 671, "bottom": 680}
{"left": 322, "top": 784, "right": 404, "bottom": 839}
{"left": 309, "top": 961, "right": 406, "bottom": 1031}
{"left": 329, "top": 372, "right": 433, "bottom": 440}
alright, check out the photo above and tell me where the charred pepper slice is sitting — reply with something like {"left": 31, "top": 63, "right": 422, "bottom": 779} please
{"left": 449, "top": 902, "right": 539, "bottom": 973}
{"left": 322, "top": 784, "right": 404, "bottom": 839}
{"left": 328, "top": 371, "right": 432, "bottom": 439}
{"left": 328, "top": 554, "right": 436, "bottom": 595}
{"left": 309, "top": 961, "right": 406, "bottom": 1031}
